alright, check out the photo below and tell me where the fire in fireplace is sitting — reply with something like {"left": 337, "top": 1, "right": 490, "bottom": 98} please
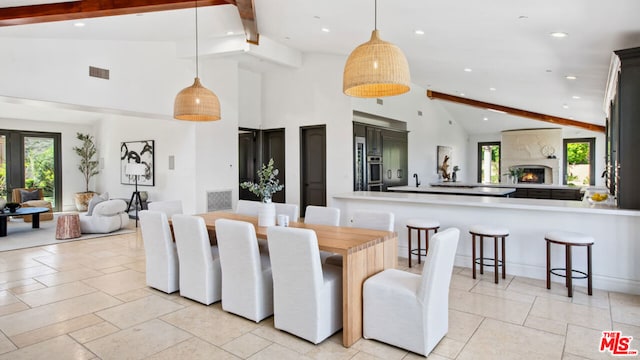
{"left": 519, "top": 168, "right": 545, "bottom": 184}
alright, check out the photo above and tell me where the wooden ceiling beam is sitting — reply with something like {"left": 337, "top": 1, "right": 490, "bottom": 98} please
{"left": 225, "top": 0, "right": 258, "bottom": 44}
{"left": 426, "top": 90, "right": 605, "bottom": 133}
{"left": 0, "top": 0, "right": 230, "bottom": 27}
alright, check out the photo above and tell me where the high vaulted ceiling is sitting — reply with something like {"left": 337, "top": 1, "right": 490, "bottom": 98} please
{"left": 1, "top": 0, "right": 639, "bottom": 134}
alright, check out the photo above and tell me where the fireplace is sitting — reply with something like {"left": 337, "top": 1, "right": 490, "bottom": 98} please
{"left": 519, "top": 167, "right": 545, "bottom": 184}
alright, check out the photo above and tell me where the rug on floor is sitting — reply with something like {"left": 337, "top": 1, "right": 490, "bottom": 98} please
{"left": 0, "top": 214, "right": 136, "bottom": 252}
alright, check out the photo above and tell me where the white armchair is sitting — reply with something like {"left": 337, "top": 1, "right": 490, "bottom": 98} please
{"left": 363, "top": 228, "right": 460, "bottom": 356}
{"left": 267, "top": 226, "right": 342, "bottom": 344}
{"left": 139, "top": 210, "right": 179, "bottom": 294}
{"left": 172, "top": 214, "right": 222, "bottom": 305}
{"left": 147, "top": 200, "right": 183, "bottom": 219}
{"left": 215, "top": 219, "right": 273, "bottom": 322}
{"left": 79, "top": 199, "right": 129, "bottom": 234}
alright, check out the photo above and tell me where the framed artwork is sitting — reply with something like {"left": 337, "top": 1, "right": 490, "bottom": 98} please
{"left": 437, "top": 145, "right": 452, "bottom": 179}
{"left": 121, "top": 140, "right": 155, "bottom": 186}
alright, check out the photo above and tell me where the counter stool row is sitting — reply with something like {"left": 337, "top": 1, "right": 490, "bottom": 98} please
{"left": 408, "top": 218, "right": 593, "bottom": 298}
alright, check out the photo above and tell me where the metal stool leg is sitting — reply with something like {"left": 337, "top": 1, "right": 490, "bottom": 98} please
{"left": 417, "top": 228, "right": 422, "bottom": 265}
{"left": 472, "top": 234, "right": 477, "bottom": 279}
{"left": 546, "top": 240, "right": 551, "bottom": 289}
{"left": 494, "top": 236, "right": 499, "bottom": 284}
{"left": 566, "top": 244, "right": 573, "bottom": 297}
{"left": 502, "top": 236, "right": 506, "bottom": 279}
{"left": 479, "top": 236, "right": 484, "bottom": 275}
{"left": 587, "top": 244, "right": 593, "bottom": 295}
{"left": 408, "top": 227, "right": 412, "bottom": 268}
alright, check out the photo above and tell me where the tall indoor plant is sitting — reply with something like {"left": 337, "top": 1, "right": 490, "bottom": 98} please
{"left": 240, "top": 158, "right": 284, "bottom": 226}
{"left": 73, "top": 132, "right": 100, "bottom": 211}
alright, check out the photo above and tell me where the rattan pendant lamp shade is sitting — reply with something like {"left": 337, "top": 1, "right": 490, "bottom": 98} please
{"left": 343, "top": 0, "right": 410, "bottom": 98}
{"left": 173, "top": 1, "right": 221, "bottom": 121}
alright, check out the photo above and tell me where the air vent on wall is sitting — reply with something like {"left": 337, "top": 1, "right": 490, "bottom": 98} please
{"left": 207, "top": 190, "right": 233, "bottom": 212}
{"left": 89, "top": 66, "right": 110, "bottom": 80}
{"left": 418, "top": 110, "right": 423, "bottom": 116}
{"left": 376, "top": 98, "right": 383, "bottom": 105}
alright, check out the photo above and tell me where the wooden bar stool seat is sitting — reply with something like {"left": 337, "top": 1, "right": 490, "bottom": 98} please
{"left": 545, "top": 231, "right": 594, "bottom": 297}
{"left": 406, "top": 218, "right": 440, "bottom": 267}
{"left": 470, "top": 225, "right": 509, "bottom": 284}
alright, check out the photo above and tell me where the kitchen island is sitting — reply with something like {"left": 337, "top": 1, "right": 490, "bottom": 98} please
{"left": 429, "top": 181, "right": 584, "bottom": 200}
{"left": 388, "top": 185, "right": 516, "bottom": 197}
{"left": 331, "top": 191, "right": 640, "bottom": 294}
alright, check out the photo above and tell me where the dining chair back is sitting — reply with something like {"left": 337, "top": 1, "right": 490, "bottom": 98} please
{"left": 139, "top": 210, "right": 179, "bottom": 293}
{"left": 351, "top": 210, "right": 395, "bottom": 231}
{"left": 267, "top": 226, "right": 342, "bottom": 344}
{"left": 215, "top": 219, "right": 273, "bottom": 322}
{"left": 147, "top": 200, "right": 183, "bottom": 219}
{"left": 274, "top": 203, "right": 299, "bottom": 222}
{"left": 363, "top": 227, "right": 460, "bottom": 356}
{"left": 236, "top": 200, "right": 261, "bottom": 217}
{"left": 304, "top": 205, "right": 340, "bottom": 226}
{"left": 172, "top": 214, "right": 221, "bottom": 305}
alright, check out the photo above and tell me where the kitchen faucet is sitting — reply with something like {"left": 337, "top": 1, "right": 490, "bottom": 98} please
{"left": 413, "top": 173, "right": 421, "bottom": 187}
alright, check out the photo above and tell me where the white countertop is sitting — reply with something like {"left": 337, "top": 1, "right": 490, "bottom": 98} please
{"left": 333, "top": 191, "right": 640, "bottom": 216}
{"left": 388, "top": 185, "right": 515, "bottom": 196}
{"left": 429, "top": 182, "right": 584, "bottom": 190}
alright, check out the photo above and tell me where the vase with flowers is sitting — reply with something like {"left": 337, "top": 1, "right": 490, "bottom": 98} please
{"left": 240, "top": 158, "right": 284, "bottom": 226}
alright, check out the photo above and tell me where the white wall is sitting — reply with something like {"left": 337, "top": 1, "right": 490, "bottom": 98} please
{"left": 0, "top": 118, "right": 94, "bottom": 211}
{"left": 238, "top": 69, "right": 262, "bottom": 129}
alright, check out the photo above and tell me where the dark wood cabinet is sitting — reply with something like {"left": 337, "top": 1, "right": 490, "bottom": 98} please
{"left": 510, "top": 187, "right": 581, "bottom": 200}
{"left": 381, "top": 130, "right": 408, "bottom": 190}
{"left": 608, "top": 47, "right": 640, "bottom": 209}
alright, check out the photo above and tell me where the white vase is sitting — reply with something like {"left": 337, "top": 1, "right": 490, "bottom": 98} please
{"left": 258, "top": 201, "right": 276, "bottom": 227}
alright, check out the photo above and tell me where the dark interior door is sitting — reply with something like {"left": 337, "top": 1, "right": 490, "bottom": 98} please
{"left": 300, "top": 125, "right": 326, "bottom": 217}
{"left": 262, "top": 129, "right": 286, "bottom": 203}
{"left": 238, "top": 130, "right": 259, "bottom": 201}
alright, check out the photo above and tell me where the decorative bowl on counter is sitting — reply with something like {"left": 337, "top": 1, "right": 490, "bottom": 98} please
{"left": 588, "top": 193, "right": 609, "bottom": 203}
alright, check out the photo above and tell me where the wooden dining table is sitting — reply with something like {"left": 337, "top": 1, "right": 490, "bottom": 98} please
{"left": 195, "top": 211, "right": 398, "bottom": 347}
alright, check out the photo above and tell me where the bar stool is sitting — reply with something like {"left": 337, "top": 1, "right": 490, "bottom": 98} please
{"left": 406, "top": 218, "right": 440, "bottom": 267}
{"left": 470, "top": 225, "right": 509, "bottom": 284}
{"left": 545, "top": 231, "right": 594, "bottom": 297}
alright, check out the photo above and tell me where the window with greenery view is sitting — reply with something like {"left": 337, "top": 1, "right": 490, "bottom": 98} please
{"left": 477, "top": 142, "right": 501, "bottom": 184}
{"left": 564, "top": 138, "right": 595, "bottom": 186}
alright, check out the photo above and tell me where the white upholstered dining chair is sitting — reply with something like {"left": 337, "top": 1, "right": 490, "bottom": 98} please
{"left": 363, "top": 227, "right": 460, "bottom": 356}
{"left": 138, "top": 210, "right": 179, "bottom": 294}
{"left": 267, "top": 226, "right": 342, "bottom": 344}
{"left": 325, "top": 210, "right": 395, "bottom": 266}
{"left": 274, "top": 203, "right": 299, "bottom": 222}
{"left": 172, "top": 214, "right": 222, "bottom": 305}
{"left": 303, "top": 205, "right": 340, "bottom": 226}
{"left": 236, "top": 200, "right": 261, "bottom": 216}
{"left": 215, "top": 219, "right": 273, "bottom": 322}
{"left": 147, "top": 200, "right": 183, "bottom": 218}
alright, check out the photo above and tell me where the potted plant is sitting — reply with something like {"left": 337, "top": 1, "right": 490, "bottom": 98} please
{"left": 73, "top": 132, "right": 100, "bottom": 211}
{"left": 240, "top": 158, "right": 284, "bottom": 226}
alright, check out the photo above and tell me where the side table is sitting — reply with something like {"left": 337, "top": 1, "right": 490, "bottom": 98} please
{"left": 56, "top": 214, "right": 81, "bottom": 240}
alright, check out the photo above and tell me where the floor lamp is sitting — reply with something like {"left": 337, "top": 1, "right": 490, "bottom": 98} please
{"left": 125, "top": 163, "right": 146, "bottom": 227}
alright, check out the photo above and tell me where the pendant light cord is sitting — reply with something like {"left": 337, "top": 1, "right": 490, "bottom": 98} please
{"left": 374, "top": 0, "right": 377, "bottom": 30}
{"left": 195, "top": 0, "right": 199, "bottom": 78}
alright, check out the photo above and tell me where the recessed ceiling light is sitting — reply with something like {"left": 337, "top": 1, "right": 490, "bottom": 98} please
{"left": 565, "top": 75, "right": 577, "bottom": 80}
{"left": 487, "top": 108, "right": 507, "bottom": 114}
{"left": 74, "top": 22, "right": 85, "bottom": 27}
{"left": 562, "top": 104, "right": 569, "bottom": 109}
{"left": 415, "top": 29, "right": 425, "bottom": 35}
{"left": 489, "top": 87, "right": 496, "bottom": 91}
{"left": 321, "top": 28, "right": 330, "bottom": 33}
{"left": 464, "top": 68, "right": 472, "bottom": 72}
{"left": 550, "top": 32, "right": 568, "bottom": 38}
{"left": 460, "top": 93, "right": 465, "bottom": 97}
{"left": 226, "top": 31, "right": 234, "bottom": 35}
{"left": 483, "top": 117, "right": 489, "bottom": 121}
{"left": 572, "top": 95, "right": 581, "bottom": 99}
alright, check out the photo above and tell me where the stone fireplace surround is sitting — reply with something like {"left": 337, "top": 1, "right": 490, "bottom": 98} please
{"left": 501, "top": 129, "right": 562, "bottom": 185}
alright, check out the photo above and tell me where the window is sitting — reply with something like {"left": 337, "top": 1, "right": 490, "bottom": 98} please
{"left": 563, "top": 138, "right": 595, "bottom": 186}
{"left": 0, "top": 130, "right": 62, "bottom": 211}
{"left": 477, "top": 142, "right": 500, "bottom": 183}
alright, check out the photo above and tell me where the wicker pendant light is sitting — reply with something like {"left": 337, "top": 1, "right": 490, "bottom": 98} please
{"left": 174, "top": 1, "right": 221, "bottom": 121}
{"left": 343, "top": 0, "right": 410, "bottom": 98}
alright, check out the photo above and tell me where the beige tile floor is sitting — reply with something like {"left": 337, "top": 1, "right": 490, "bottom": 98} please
{"left": 0, "top": 229, "right": 638, "bottom": 359}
